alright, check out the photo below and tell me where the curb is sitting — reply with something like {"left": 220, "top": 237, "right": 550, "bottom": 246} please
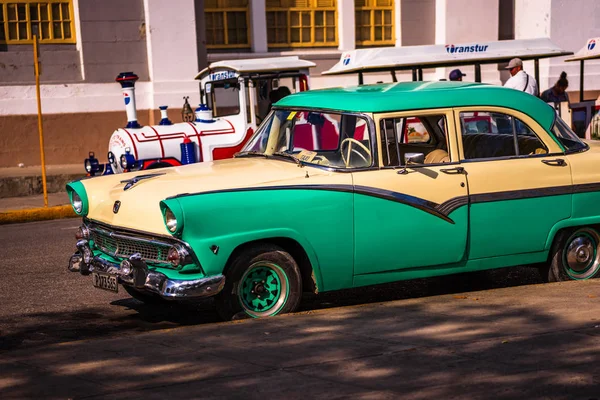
{"left": 0, "top": 205, "right": 77, "bottom": 225}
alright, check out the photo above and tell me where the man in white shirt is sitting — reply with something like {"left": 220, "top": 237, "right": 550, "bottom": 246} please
{"left": 503, "top": 58, "right": 538, "bottom": 96}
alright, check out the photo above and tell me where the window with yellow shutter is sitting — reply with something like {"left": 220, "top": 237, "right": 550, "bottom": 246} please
{"left": 355, "top": 0, "right": 394, "bottom": 46}
{"left": 0, "top": 0, "right": 75, "bottom": 44}
{"left": 266, "top": 0, "right": 337, "bottom": 48}
{"left": 205, "top": 0, "right": 250, "bottom": 49}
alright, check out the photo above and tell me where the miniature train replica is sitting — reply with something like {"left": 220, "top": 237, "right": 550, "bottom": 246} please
{"left": 85, "top": 56, "right": 315, "bottom": 176}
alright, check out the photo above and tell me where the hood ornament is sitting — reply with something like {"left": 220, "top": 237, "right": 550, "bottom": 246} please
{"left": 120, "top": 173, "right": 166, "bottom": 191}
{"left": 113, "top": 200, "right": 121, "bottom": 213}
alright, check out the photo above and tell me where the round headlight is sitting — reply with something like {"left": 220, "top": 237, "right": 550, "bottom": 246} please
{"left": 72, "top": 192, "right": 83, "bottom": 213}
{"left": 84, "top": 159, "right": 92, "bottom": 173}
{"left": 164, "top": 208, "right": 178, "bottom": 232}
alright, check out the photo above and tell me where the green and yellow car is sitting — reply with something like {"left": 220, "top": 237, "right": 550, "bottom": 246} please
{"left": 67, "top": 81, "right": 600, "bottom": 320}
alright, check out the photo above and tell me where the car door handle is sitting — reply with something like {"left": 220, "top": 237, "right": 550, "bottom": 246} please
{"left": 541, "top": 159, "right": 566, "bottom": 167}
{"left": 440, "top": 167, "right": 465, "bottom": 175}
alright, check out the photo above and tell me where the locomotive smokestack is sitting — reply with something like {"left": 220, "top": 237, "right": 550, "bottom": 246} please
{"left": 116, "top": 72, "right": 140, "bottom": 129}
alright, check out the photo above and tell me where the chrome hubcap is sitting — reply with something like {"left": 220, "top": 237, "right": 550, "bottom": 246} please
{"left": 566, "top": 238, "right": 594, "bottom": 272}
{"left": 563, "top": 229, "right": 600, "bottom": 279}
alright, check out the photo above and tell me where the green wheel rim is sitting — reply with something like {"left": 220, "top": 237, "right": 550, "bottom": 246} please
{"left": 238, "top": 262, "right": 290, "bottom": 318}
{"left": 562, "top": 228, "right": 600, "bottom": 280}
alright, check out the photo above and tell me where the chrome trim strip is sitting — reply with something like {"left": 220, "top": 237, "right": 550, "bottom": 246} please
{"left": 167, "top": 180, "right": 600, "bottom": 224}
{"left": 170, "top": 184, "right": 454, "bottom": 224}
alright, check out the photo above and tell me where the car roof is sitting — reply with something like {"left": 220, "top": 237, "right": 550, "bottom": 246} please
{"left": 275, "top": 81, "right": 556, "bottom": 130}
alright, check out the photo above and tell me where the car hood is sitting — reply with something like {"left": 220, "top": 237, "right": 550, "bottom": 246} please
{"left": 79, "top": 158, "right": 338, "bottom": 234}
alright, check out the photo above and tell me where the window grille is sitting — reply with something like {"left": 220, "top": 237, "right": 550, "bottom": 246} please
{"left": 355, "top": 0, "right": 394, "bottom": 46}
{"left": 0, "top": 0, "right": 75, "bottom": 44}
{"left": 266, "top": 0, "right": 337, "bottom": 48}
{"left": 205, "top": 0, "right": 250, "bottom": 49}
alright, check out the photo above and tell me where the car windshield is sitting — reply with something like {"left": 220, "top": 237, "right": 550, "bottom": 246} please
{"left": 552, "top": 114, "right": 588, "bottom": 152}
{"left": 239, "top": 109, "right": 373, "bottom": 169}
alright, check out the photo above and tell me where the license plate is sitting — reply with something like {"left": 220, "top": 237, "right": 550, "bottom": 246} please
{"left": 92, "top": 271, "right": 118, "bottom": 293}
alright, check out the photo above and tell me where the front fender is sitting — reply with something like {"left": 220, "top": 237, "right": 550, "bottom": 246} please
{"left": 164, "top": 188, "right": 355, "bottom": 292}
{"left": 186, "top": 227, "right": 324, "bottom": 291}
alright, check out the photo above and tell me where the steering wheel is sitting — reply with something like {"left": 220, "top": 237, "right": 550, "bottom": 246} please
{"left": 340, "top": 138, "right": 371, "bottom": 167}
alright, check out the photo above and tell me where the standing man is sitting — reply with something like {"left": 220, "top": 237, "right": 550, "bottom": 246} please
{"left": 504, "top": 58, "right": 538, "bottom": 96}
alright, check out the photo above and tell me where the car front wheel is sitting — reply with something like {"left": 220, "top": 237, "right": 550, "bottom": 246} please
{"left": 544, "top": 227, "right": 600, "bottom": 282}
{"left": 215, "top": 244, "right": 302, "bottom": 320}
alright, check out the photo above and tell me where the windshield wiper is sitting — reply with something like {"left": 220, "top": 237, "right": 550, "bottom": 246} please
{"left": 272, "top": 151, "right": 303, "bottom": 167}
{"left": 234, "top": 151, "right": 269, "bottom": 158}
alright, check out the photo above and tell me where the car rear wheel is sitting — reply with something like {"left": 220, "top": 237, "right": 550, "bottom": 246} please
{"left": 215, "top": 244, "right": 302, "bottom": 320}
{"left": 543, "top": 227, "right": 600, "bottom": 282}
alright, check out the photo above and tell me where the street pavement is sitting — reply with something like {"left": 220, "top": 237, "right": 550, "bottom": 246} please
{"left": 2, "top": 279, "right": 600, "bottom": 399}
{"left": 1, "top": 219, "right": 600, "bottom": 399}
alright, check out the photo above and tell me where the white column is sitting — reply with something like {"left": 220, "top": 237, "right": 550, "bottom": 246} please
{"left": 515, "top": 0, "right": 553, "bottom": 91}
{"left": 435, "top": 0, "right": 500, "bottom": 84}
{"left": 394, "top": 0, "right": 402, "bottom": 47}
{"left": 250, "top": 0, "right": 268, "bottom": 53}
{"left": 434, "top": 0, "right": 447, "bottom": 45}
{"left": 338, "top": 0, "right": 355, "bottom": 51}
{"left": 143, "top": 0, "right": 201, "bottom": 112}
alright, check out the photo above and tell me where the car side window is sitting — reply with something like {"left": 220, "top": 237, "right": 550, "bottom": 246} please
{"left": 380, "top": 115, "right": 449, "bottom": 167}
{"left": 459, "top": 111, "right": 548, "bottom": 160}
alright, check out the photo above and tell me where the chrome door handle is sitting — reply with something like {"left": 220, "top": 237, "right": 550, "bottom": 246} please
{"left": 440, "top": 167, "right": 465, "bottom": 174}
{"left": 541, "top": 159, "right": 566, "bottom": 167}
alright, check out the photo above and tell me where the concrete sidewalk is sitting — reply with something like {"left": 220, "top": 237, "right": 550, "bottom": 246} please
{"left": 1, "top": 280, "right": 599, "bottom": 399}
{"left": 0, "top": 164, "right": 81, "bottom": 224}
{"left": 0, "top": 164, "right": 83, "bottom": 199}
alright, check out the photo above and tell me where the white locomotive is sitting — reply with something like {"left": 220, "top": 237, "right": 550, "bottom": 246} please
{"left": 85, "top": 56, "right": 315, "bottom": 175}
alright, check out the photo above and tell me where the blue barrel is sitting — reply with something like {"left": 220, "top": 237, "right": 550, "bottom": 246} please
{"left": 180, "top": 137, "right": 198, "bottom": 164}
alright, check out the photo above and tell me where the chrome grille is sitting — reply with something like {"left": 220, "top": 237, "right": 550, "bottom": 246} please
{"left": 90, "top": 227, "right": 172, "bottom": 264}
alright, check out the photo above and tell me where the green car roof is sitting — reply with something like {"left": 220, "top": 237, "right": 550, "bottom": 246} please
{"left": 275, "top": 81, "right": 557, "bottom": 130}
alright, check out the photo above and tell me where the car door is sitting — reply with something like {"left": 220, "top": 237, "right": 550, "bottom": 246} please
{"left": 454, "top": 107, "right": 572, "bottom": 259}
{"left": 352, "top": 109, "right": 469, "bottom": 277}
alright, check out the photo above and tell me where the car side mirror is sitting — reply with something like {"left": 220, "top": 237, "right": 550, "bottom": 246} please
{"left": 405, "top": 152, "right": 425, "bottom": 165}
{"left": 397, "top": 152, "right": 425, "bottom": 175}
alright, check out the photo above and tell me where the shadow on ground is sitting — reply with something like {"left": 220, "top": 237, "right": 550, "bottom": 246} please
{"left": 0, "top": 266, "right": 543, "bottom": 353}
{"left": 1, "top": 279, "right": 599, "bottom": 399}
{"left": 0, "top": 267, "right": 541, "bottom": 352}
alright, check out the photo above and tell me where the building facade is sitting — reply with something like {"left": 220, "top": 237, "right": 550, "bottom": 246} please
{"left": 0, "top": 0, "right": 599, "bottom": 167}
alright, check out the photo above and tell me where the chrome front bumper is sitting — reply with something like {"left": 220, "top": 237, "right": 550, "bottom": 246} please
{"left": 68, "top": 242, "right": 225, "bottom": 300}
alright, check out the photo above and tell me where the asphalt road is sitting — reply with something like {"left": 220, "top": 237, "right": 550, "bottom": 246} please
{"left": 0, "top": 218, "right": 545, "bottom": 353}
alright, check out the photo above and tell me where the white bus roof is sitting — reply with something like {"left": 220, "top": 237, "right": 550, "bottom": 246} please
{"left": 323, "top": 38, "right": 572, "bottom": 75}
{"left": 195, "top": 56, "right": 315, "bottom": 80}
{"left": 565, "top": 38, "right": 600, "bottom": 62}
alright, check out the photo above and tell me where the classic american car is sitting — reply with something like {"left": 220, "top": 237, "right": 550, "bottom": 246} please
{"left": 67, "top": 81, "right": 600, "bottom": 320}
